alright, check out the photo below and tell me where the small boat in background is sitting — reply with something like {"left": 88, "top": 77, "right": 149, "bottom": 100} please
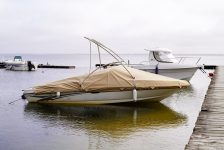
{"left": 4, "top": 56, "right": 37, "bottom": 71}
{"left": 22, "top": 38, "right": 190, "bottom": 104}
{"left": 130, "top": 48, "right": 202, "bottom": 81}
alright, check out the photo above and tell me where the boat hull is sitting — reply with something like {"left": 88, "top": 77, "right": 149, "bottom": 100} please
{"left": 5, "top": 62, "right": 37, "bottom": 71}
{"left": 23, "top": 89, "right": 178, "bottom": 104}
{"left": 132, "top": 65, "right": 198, "bottom": 81}
{"left": 6, "top": 64, "right": 28, "bottom": 71}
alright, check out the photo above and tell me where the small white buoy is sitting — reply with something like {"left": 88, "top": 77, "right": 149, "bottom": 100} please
{"left": 133, "top": 89, "right": 137, "bottom": 102}
{"left": 56, "top": 92, "right": 60, "bottom": 98}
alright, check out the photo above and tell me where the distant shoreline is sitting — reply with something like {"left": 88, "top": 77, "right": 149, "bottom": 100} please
{"left": 0, "top": 53, "right": 224, "bottom": 56}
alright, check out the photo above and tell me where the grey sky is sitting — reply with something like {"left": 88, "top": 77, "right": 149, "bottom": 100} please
{"left": 0, "top": 0, "right": 224, "bottom": 54}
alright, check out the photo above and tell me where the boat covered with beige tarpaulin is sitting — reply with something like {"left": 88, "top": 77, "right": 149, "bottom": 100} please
{"left": 22, "top": 66, "right": 189, "bottom": 104}
{"left": 34, "top": 65, "right": 189, "bottom": 93}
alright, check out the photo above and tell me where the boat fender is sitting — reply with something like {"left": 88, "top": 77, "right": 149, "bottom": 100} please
{"left": 155, "top": 65, "right": 159, "bottom": 74}
{"left": 133, "top": 89, "right": 137, "bottom": 102}
{"left": 56, "top": 92, "right": 60, "bottom": 98}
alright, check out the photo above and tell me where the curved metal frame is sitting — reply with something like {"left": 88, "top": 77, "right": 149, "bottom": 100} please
{"left": 81, "top": 37, "right": 136, "bottom": 88}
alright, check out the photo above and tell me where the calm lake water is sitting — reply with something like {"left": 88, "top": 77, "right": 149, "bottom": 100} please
{"left": 0, "top": 54, "right": 220, "bottom": 150}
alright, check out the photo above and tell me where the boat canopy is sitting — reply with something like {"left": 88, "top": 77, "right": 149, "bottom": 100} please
{"left": 33, "top": 66, "right": 189, "bottom": 94}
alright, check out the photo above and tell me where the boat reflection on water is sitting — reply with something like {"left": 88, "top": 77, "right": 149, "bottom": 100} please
{"left": 24, "top": 102, "right": 186, "bottom": 138}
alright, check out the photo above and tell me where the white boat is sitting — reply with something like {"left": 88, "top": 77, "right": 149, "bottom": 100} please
{"left": 22, "top": 38, "right": 190, "bottom": 104}
{"left": 4, "top": 56, "right": 37, "bottom": 71}
{"left": 130, "top": 48, "right": 201, "bottom": 81}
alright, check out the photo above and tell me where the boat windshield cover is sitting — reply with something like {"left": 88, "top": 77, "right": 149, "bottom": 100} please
{"left": 154, "top": 51, "right": 178, "bottom": 63}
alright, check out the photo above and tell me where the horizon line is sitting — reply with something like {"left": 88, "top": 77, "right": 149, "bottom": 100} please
{"left": 1, "top": 52, "right": 224, "bottom": 56}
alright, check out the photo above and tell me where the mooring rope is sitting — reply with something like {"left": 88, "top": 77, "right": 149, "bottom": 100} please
{"left": 8, "top": 98, "right": 22, "bottom": 104}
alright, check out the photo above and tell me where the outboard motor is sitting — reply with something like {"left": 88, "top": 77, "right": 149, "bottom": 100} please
{"left": 0, "top": 62, "right": 6, "bottom": 68}
{"left": 27, "top": 61, "right": 35, "bottom": 71}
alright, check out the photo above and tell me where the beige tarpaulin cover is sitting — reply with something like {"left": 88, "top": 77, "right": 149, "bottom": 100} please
{"left": 34, "top": 66, "right": 190, "bottom": 94}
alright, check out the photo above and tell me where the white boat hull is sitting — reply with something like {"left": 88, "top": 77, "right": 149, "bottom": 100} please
{"left": 6, "top": 64, "right": 28, "bottom": 71}
{"left": 132, "top": 64, "right": 198, "bottom": 81}
{"left": 5, "top": 62, "right": 37, "bottom": 71}
{"left": 23, "top": 89, "right": 178, "bottom": 104}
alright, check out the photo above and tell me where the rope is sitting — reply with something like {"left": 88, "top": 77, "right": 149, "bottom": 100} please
{"left": 9, "top": 98, "right": 22, "bottom": 104}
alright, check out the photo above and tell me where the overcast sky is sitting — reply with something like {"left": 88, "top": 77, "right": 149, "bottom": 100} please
{"left": 0, "top": 0, "right": 224, "bottom": 54}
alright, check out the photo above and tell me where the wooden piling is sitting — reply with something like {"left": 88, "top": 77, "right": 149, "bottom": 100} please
{"left": 185, "top": 66, "right": 224, "bottom": 149}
